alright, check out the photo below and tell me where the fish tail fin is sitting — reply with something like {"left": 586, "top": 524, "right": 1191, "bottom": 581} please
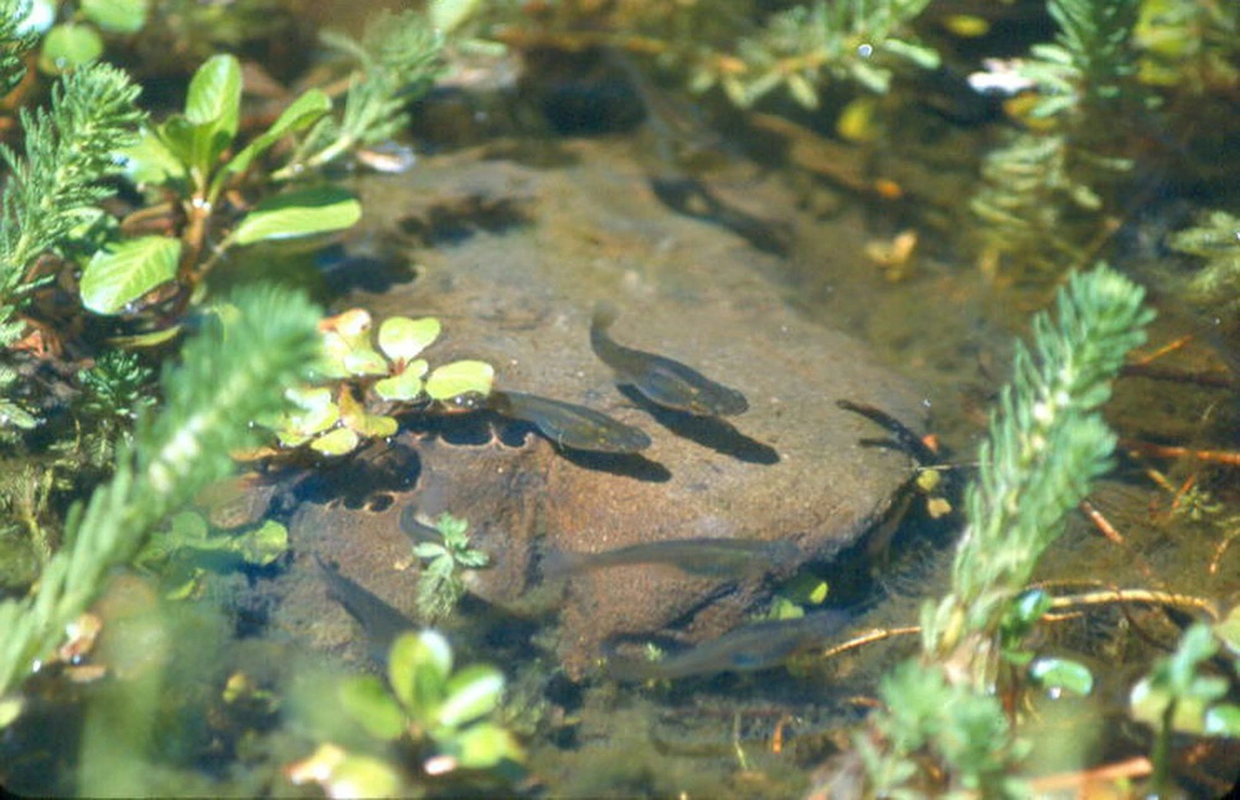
{"left": 591, "top": 301, "right": 619, "bottom": 333}
{"left": 541, "top": 546, "right": 586, "bottom": 579}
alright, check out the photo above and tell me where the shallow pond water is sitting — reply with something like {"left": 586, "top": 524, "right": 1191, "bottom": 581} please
{"left": 3, "top": 3, "right": 1239, "bottom": 796}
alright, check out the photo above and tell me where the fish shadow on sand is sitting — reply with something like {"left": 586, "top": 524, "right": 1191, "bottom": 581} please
{"left": 619, "top": 386, "right": 780, "bottom": 465}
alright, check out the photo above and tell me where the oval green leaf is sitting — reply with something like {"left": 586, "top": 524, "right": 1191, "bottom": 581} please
{"left": 120, "top": 126, "right": 187, "bottom": 186}
{"left": 230, "top": 186, "right": 362, "bottom": 246}
{"left": 449, "top": 722, "right": 522, "bottom": 770}
{"left": 379, "top": 317, "right": 440, "bottom": 362}
{"left": 310, "top": 426, "right": 360, "bottom": 456}
{"left": 81, "top": 0, "right": 149, "bottom": 34}
{"left": 39, "top": 23, "right": 103, "bottom": 74}
{"left": 1028, "top": 656, "right": 1094, "bottom": 696}
{"left": 185, "top": 53, "right": 241, "bottom": 131}
{"left": 389, "top": 630, "right": 452, "bottom": 719}
{"left": 426, "top": 360, "right": 494, "bottom": 401}
{"left": 375, "top": 362, "right": 427, "bottom": 402}
{"left": 81, "top": 235, "right": 181, "bottom": 315}
{"left": 437, "top": 665, "right": 504, "bottom": 729}
{"left": 1204, "top": 703, "right": 1240, "bottom": 737}
{"left": 338, "top": 675, "right": 406, "bottom": 740}
{"left": 223, "top": 89, "right": 331, "bottom": 180}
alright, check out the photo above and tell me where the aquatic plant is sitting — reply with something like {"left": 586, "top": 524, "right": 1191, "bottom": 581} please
{"left": 288, "top": 629, "right": 521, "bottom": 794}
{"left": 71, "top": 349, "right": 156, "bottom": 467}
{"left": 1130, "top": 618, "right": 1240, "bottom": 793}
{"left": 411, "top": 513, "right": 489, "bottom": 623}
{"left": 276, "top": 8, "right": 445, "bottom": 178}
{"left": 96, "top": 53, "right": 356, "bottom": 315}
{"left": 487, "top": 0, "right": 937, "bottom": 107}
{"left": 854, "top": 264, "right": 1152, "bottom": 794}
{"left": 968, "top": 0, "right": 1143, "bottom": 276}
{"left": 1166, "top": 209, "right": 1240, "bottom": 313}
{"left": 0, "top": 36, "right": 144, "bottom": 347}
{"left": 258, "top": 308, "right": 495, "bottom": 457}
{"left": 0, "top": 284, "right": 320, "bottom": 728}
{"left": 33, "top": 0, "right": 149, "bottom": 74}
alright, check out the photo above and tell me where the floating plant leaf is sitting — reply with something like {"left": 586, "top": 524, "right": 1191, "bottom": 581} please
{"left": 450, "top": 722, "right": 521, "bottom": 770}
{"left": 1028, "top": 656, "right": 1094, "bottom": 696}
{"left": 437, "top": 665, "right": 503, "bottom": 729}
{"left": 375, "top": 359, "right": 428, "bottom": 402}
{"left": 311, "top": 426, "right": 361, "bottom": 456}
{"left": 425, "top": 360, "right": 494, "bottom": 401}
{"left": 390, "top": 630, "right": 452, "bottom": 720}
{"left": 339, "top": 390, "right": 397, "bottom": 438}
{"left": 340, "top": 675, "right": 406, "bottom": 740}
{"left": 378, "top": 316, "right": 440, "bottom": 362}
{"left": 39, "top": 23, "right": 103, "bottom": 73}
{"left": 273, "top": 386, "right": 338, "bottom": 447}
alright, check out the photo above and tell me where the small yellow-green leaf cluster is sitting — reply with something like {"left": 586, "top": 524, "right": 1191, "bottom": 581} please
{"left": 261, "top": 308, "right": 494, "bottom": 456}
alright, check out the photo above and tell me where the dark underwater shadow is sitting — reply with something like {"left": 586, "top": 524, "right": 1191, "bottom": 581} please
{"left": 619, "top": 386, "right": 780, "bottom": 465}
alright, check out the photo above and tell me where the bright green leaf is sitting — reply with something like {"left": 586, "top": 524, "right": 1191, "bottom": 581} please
{"left": 235, "top": 520, "right": 289, "bottom": 566}
{"left": 448, "top": 722, "right": 522, "bottom": 770}
{"left": 80, "top": 235, "right": 181, "bottom": 315}
{"left": 185, "top": 54, "right": 242, "bottom": 172}
{"left": 81, "top": 0, "right": 149, "bottom": 34}
{"left": 1029, "top": 657, "right": 1094, "bottom": 696}
{"left": 375, "top": 361, "right": 427, "bottom": 402}
{"left": 223, "top": 89, "right": 332, "bottom": 180}
{"left": 39, "top": 23, "right": 103, "bottom": 74}
{"left": 429, "top": 0, "right": 481, "bottom": 34}
{"left": 1204, "top": 704, "right": 1240, "bottom": 737}
{"left": 185, "top": 53, "right": 241, "bottom": 130}
{"left": 379, "top": 317, "right": 440, "bottom": 362}
{"left": 425, "top": 360, "right": 494, "bottom": 401}
{"left": 339, "top": 676, "right": 406, "bottom": 740}
{"left": 230, "top": 186, "right": 362, "bottom": 246}
{"left": 437, "top": 665, "right": 503, "bottom": 729}
{"left": 310, "top": 426, "right": 361, "bottom": 456}
{"left": 328, "top": 752, "right": 403, "bottom": 797}
{"left": 120, "top": 126, "right": 187, "bottom": 186}
{"left": 389, "top": 630, "right": 451, "bottom": 720}
{"left": 1213, "top": 606, "right": 1240, "bottom": 658}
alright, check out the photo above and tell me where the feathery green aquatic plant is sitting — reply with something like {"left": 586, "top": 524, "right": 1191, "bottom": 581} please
{"left": 857, "top": 264, "right": 1152, "bottom": 794}
{"left": 276, "top": 9, "right": 445, "bottom": 178}
{"left": 0, "top": 0, "right": 35, "bottom": 96}
{"left": 923, "top": 263, "right": 1152, "bottom": 676}
{"left": 412, "top": 513, "right": 489, "bottom": 623}
{"left": 0, "top": 56, "right": 144, "bottom": 344}
{"left": 0, "top": 285, "right": 320, "bottom": 728}
{"left": 1166, "top": 209, "right": 1240, "bottom": 312}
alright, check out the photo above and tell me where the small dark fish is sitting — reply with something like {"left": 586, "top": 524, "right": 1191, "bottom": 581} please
{"left": 544, "top": 537, "right": 803, "bottom": 580}
{"left": 606, "top": 610, "right": 850, "bottom": 682}
{"left": 314, "top": 554, "right": 416, "bottom": 663}
{"left": 836, "top": 399, "right": 937, "bottom": 465}
{"left": 398, "top": 505, "right": 442, "bottom": 546}
{"left": 589, "top": 303, "right": 749, "bottom": 417}
{"left": 489, "top": 389, "right": 652, "bottom": 453}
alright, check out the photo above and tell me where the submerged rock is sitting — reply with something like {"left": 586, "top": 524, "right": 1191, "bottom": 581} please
{"left": 290, "top": 138, "right": 925, "bottom": 676}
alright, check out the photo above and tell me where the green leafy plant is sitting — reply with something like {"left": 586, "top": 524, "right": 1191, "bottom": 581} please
{"left": 134, "top": 510, "right": 289, "bottom": 598}
{"left": 1131, "top": 620, "right": 1240, "bottom": 793}
{"left": 35, "top": 0, "right": 150, "bottom": 74}
{"left": 1166, "top": 209, "right": 1240, "bottom": 312}
{"left": 275, "top": 8, "right": 445, "bottom": 178}
{"left": 851, "top": 264, "right": 1152, "bottom": 794}
{"left": 411, "top": 513, "right": 489, "bottom": 622}
{"left": 0, "top": 284, "right": 320, "bottom": 728}
{"left": 0, "top": 52, "right": 144, "bottom": 346}
{"left": 290, "top": 629, "right": 521, "bottom": 795}
{"left": 70, "top": 349, "right": 155, "bottom": 466}
{"left": 260, "top": 308, "right": 494, "bottom": 457}
{"left": 94, "top": 52, "right": 350, "bottom": 314}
